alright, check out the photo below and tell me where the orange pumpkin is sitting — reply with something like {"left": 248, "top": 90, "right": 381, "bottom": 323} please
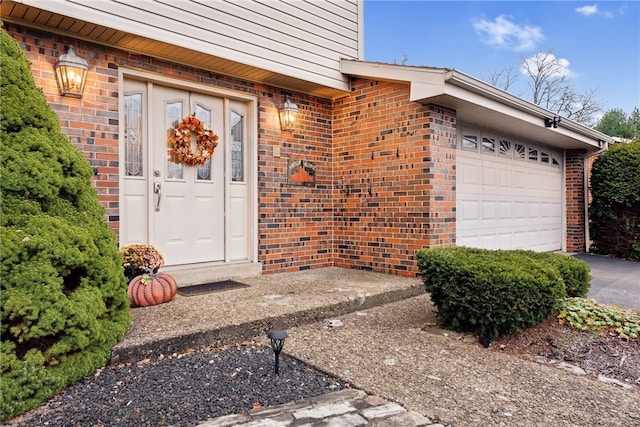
{"left": 127, "top": 273, "right": 177, "bottom": 307}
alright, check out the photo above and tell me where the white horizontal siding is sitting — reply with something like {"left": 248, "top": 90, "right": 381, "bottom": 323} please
{"left": 23, "top": 0, "right": 362, "bottom": 91}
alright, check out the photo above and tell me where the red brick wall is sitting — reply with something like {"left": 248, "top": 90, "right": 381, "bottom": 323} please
{"left": 7, "top": 23, "right": 587, "bottom": 275}
{"left": 332, "top": 79, "right": 457, "bottom": 276}
{"left": 6, "top": 24, "right": 334, "bottom": 274}
{"left": 565, "top": 149, "right": 587, "bottom": 252}
{"left": 7, "top": 25, "right": 121, "bottom": 232}
{"left": 257, "top": 93, "right": 335, "bottom": 273}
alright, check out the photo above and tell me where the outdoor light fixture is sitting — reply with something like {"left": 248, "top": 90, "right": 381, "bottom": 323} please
{"left": 544, "top": 116, "right": 561, "bottom": 128}
{"left": 278, "top": 98, "right": 298, "bottom": 131}
{"left": 267, "top": 329, "right": 287, "bottom": 374}
{"left": 54, "top": 45, "right": 88, "bottom": 98}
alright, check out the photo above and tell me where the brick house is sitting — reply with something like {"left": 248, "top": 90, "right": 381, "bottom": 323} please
{"left": 2, "top": 0, "right": 612, "bottom": 284}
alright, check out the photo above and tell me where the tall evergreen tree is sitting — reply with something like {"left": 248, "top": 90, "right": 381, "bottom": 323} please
{"left": 0, "top": 26, "right": 130, "bottom": 420}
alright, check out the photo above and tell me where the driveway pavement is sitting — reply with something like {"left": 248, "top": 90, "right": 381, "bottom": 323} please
{"left": 574, "top": 253, "right": 640, "bottom": 311}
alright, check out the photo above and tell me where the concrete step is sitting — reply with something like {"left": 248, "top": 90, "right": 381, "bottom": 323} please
{"left": 112, "top": 267, "right": 425, "bottom": 364}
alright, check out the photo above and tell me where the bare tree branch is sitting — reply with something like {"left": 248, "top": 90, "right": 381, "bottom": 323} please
{"left": 485, "top": 49, "right": 603, "bottom": 125}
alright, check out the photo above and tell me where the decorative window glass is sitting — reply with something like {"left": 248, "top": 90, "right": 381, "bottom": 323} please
{"left": 195, "top": 104, "right": 212, "bottom": 181}
{"left": 540, "top": 151, "right": 550, "bottom": 164}
{"left": 552, "top": 156, "right": 561, "bottom": 167}
{"left": 499, "top": 140, "right": 512, "bottom": 157}
{"left": 482, "top": 137, "right": 496, "bottom": 154}
{"left": 462, "top": 134, "right": 478, "bottom": 150}
{"left": 166, "top": 102, "right": 184, "bottom": 180}
{"left": 231, "top": 111, "right": 244, "bottom": 182}
{"left": 124, "top": 93, "right": 143, "bottom": 177}
{"left": 515, "top": 143, "right": 526, "bottom": 160}
{"left": 528, "top": 147, "right": 538, "bottom": 162}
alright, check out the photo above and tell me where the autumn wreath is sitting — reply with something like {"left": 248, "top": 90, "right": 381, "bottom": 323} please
{"left": 169, "top": 114, "right": 219, "bottom": 166}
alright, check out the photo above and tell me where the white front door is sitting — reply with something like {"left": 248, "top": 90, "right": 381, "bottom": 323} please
{"left": 152, "top": 87, "right": 225, "bottom": 264}
{"left": 121, "top": 79, "right": 253, "bottom": 267}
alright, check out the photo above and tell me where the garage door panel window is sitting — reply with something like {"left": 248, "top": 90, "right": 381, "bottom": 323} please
{"left": 540, "top": 151, "right": 550, "bottom": 165}
{"left": 482, "top": 137, "right": 496, "bottom": 154}
{"left": 499, "top": 140, "right": 512, "bottom": 157}
{"left": 457, "top": 127, "right": 563, "bottom": 252}
{"left": 462, "top": 134, "right": 478, "bottom": 150}
{"left": 458, "top": 130, "right": 559, "bottom": 169}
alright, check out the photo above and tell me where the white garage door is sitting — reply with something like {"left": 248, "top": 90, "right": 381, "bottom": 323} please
{"left": 456, "top": 131, "right": 563, "bottom": 252}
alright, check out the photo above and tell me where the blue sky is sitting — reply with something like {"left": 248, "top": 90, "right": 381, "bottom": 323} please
{"left": 363, "top": 1, "right": 640, "bottom": 119}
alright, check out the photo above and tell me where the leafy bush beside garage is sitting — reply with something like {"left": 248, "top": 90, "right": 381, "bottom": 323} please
{"left": 0, "top": 28, "right": 130, "bottom": 420}
{"left": 416, "top": 247, "right": 590, "bottom": 341}
{"left": 589, "top": 140, "right": 640, "bottom": 261}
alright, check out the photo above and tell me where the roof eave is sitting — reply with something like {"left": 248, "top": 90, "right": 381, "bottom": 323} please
{"left": 341, "top": 59, "right": 613, "bottom": 152}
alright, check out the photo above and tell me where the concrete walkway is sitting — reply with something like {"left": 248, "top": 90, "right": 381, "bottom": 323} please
{"left": 198, "top": 389, "right": 441, "bottom": 427}
{"left": 112, "top": 256, "right": 639, "bottom": 426}
{"left": 111, "top": 267, "right": 432, "bottom": 426}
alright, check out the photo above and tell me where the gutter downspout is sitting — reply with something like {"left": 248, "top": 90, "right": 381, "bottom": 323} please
{"left": 584, "top": 142, "right": 608, "bottom": 252}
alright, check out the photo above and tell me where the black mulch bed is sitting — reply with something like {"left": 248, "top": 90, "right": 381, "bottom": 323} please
{"left": 5, "top": 343, "right": 344, "bottom": 427}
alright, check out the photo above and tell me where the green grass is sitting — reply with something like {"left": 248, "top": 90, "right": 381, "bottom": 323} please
{"left": 558, "top": 298, "right": 640, "bottom": 339}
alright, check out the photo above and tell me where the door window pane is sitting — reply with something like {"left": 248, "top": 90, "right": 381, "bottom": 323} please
{"left": 124, "top": 93, "right": 143, "bottom": 177}
{"left": 528, "top": 148, "right": 538, "bottom": 162}
{"left": 166, "top": 102, "right": 183, "bottom": 180}
{"left": 231, "top": 111, "right": 244, "bottom": 182}
{"left": 515, "top": 143, "right": 525, "bottom": 160}
{"left": 195, "top": 104, "right": 212, "bottom": 181}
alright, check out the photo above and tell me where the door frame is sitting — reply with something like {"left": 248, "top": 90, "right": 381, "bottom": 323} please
{"left": 117, "top": 68, "right": 259, "bottom": 266}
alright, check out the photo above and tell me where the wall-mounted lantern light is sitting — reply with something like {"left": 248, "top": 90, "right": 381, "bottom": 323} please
{"left": 54, "top": 45, "right": 88, "bottom": 98}
{"left": 544, "top": 116, "right": 561, "bottom": 128}
{"left": 278, "top": 98, "right": 298, "bottom": 131}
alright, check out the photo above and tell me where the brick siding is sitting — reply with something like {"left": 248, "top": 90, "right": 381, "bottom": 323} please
{"left": 6, "top": 23, "right": 586, "bottom": 276}
{"left": 332, "top": 79, "right": 456, "bottom": 275}
{"left": 565, "top": 149, "right": 587, "bottom": 252}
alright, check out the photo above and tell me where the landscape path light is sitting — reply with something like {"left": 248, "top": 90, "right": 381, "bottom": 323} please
{"left": 267, "top": 329, "right": 288, "bottom": 374}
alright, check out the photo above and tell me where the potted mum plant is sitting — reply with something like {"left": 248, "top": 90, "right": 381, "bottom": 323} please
{"left": 120, "top": 244, "right": 177, "bottom": 307}
{"left": 120, "top": 243, "right": 165, "bottom": 280}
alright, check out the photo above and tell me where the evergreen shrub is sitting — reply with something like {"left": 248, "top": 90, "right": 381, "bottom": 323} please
{"left": 589, "top": 140, "right": 640, "bottom": 260}
{"left": 416, "top": 247, "right": 572, "bottom": 341}
{"left": 0, "top": 27, "right": 130, "bottom": 420}
{"left": 522, "top": 251, "right": 591, "bottom": 297}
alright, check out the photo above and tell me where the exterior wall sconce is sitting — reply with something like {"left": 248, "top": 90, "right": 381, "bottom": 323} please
{"left": 54, "top": 45, "right": 88, "bottom": 98}
{"left": 278, "top": 98, "right": 298, "bottom": 131}
{"left": 544, "top": 116, "right": 561, "bottom": 128}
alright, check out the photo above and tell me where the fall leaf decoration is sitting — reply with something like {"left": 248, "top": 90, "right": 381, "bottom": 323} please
{"left": 169, "top": 114, "right": 219, "bottom": 166}
{"left": 289, "top": 167, "right": 314, "bottom": 183}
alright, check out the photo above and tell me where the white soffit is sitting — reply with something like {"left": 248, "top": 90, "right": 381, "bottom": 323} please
{"left": 341, "top": 60, "right": 613, "bottom": 151}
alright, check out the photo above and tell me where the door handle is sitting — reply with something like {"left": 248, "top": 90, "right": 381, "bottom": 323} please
{"left": 154, "top": 181, "right": 162, "bottom": 212}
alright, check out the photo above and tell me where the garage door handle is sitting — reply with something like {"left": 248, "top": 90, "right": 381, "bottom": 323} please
{"left": 154, "top": 181, "right": 162, "bottom": 212}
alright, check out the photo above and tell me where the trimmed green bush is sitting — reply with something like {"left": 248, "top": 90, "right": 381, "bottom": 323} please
{"left": 590, "top": 140, "right": 640, "bottom": 260}
{"left": 416, "top": 247, "right": 570, "bottom": 341}
{"left": 0, "top": 27, "right": 130, "bottom": 420}
{"left": 520, "top": 251, "right": 591, "bottom": 297}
